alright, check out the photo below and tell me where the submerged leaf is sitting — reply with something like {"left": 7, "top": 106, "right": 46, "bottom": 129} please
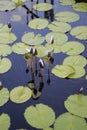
{"left": 54, "top": 112, "right": 87, "bottom": 130}
{"left": 0, "top": 44, "right": 12, "bottom": 56}
{"left": 10, "top": 86, "right": 32, "bottom": 103}
{"left": 72, "top": 3, "right": 87, "bottom": 12}
{"left": 55, "top": 11, "right": 80, "bottom": 23}
{"left": 64, "top": 94, "right": 87, "bottom": 118}
{"left": 33, "top": 3, "right": 52, "bottom": 11}
{"left": 24, "top": 103, "right": 55, "bottom": 129}
{"left": 28, "top": 18, "right": 48, "bottom": 30}
{"left": 59, "top": 0, "right": 75, "bottom": 5}
{"left": 0, "top": 88, "right": 9, "bottom": 106}
{"left": 0, "top": 113, "right": 11, "bottom": 130}
{"left": 70, "top": 26, "right": 87, "bottom": 40}
{"left": 61, "top": 41, "right": 85, "bottom": 55}
{"left": 11, "top": 14, "right": 21, "bottom": 22}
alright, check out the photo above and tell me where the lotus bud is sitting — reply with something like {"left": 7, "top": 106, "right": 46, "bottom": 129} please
{"left": 50, "top": 36, "right": 54, "bottom": 44}
{"left": 78, "top": 87, "right": 84, "bottom": 94}
{"left": 39, "top": 59, "right": 44, "bottom": 68}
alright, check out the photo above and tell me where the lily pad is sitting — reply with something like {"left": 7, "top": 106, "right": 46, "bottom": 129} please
{"left": 12, "top": 42, "right": 30, "bottom": 54}
{"left": 10, "top": 86, "right": 32, "bottom": 104}
{"left": 0, "top": 88, "right": 9, "bottom": 106}
{"left": 64, "top": 94, "right": 87, "bottom": 118}
{"left": 52, "top": 65, "right": 75, "bottom": 78}
{"left": 61, "top": 41, "right": 85, "bottom": 55}
{"left": 24, "top": 103, "right": 55, "bottom": 129}
{"left": 35, "top": 45, "right": 47, "bottom": 57}
{"left": 72, "top": 3, "right": 87, "bottom": 12}
{"left": 0, "top": 113, "right": 11, "bottom": 130}
{"left": 54, "top": 112, "right": 87, "bottom": 130}
{"left": 48, "top": 21, "right": 71, "bottom": 33}
{"left": 59, "top": 0, "right": 75, "bottom": 5}
{"left": 55, "top": 11, "right": 80, "bottom": 23}
{"left": 0, "top": 0, "right": 16, "bottom": 11}
{"left": 28, "top": 18, "right": 48, "bottom": 30}
{"left": 70, "top": 26, "right": 87, "bottom": 40}
{"left": 45, "top": 32, "right": 68, "bottom": 45}
{"left": 0, "top": 44, "right": 12, "bottom": 56}
{"left": 33, "top": 3, "right": 52, "bottom": 11}
{"left": 22, "top": 32, "right": 45, "bottom": 45}
{"left": 43, "top": 127, "right": 53, "bottom": 130}
{"left": 0, "top": 58, "right": 12, "bottom": 74}
{"left": 63, "top": 55, "right": 87, "bottom": 67}
{"left": 0, "top": 24, "right": 11, "bottom": 32}
{"left": 45, "top": 44, "right": 61, "bottom": 53}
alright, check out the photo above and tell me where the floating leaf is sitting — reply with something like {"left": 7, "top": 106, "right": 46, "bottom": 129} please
{"left": 12, "top": 42, "right": 30, "bottom": 54}
{"left": 22, "top": 32, "right": 45, "bottom": 45}
{"left": 72, "top": 3, "right": 87, "bottom": 12}
{"left": 45, "top": 44, "right": 61, "bottom": 53}
{"left": 33, "top": 3, "right": 52, "bottom": 11}
{"left": 0, "top": 88, "right": 9, "bottom": 106}
{"left": 0, "top": 58, "right": 12, "bottom": 74}
{"left": 0, "top": 44, "right": 12, "bottom": 56}
{"left": 10, "top": 86, "right": 32, "bottom": 104}
{"left": 61, "top": 41, "right": 85, "bottom": 55}
{"left": 45, "top": 32, "right": 68, "bottom": 45}
{"left": 48, "top": 21, "right": 71, "bottom": 33}
{"left": 11, "top": 14, "right": 21, "bottom": 22}
{"left": 54, "top": 112, "right": 87, "bottom": 130}
{"left": 55, "top": 12, "right": 80, "bottom": 23}
{"left": 63, "top": 55, "right": 87, "bottom": 67}
{"left": 0, "top": 113, "right": 11, "bottom": 130}
{"left": 0, "top": 24, "right": 11, "bottom": 32}
{"left": 43, "top": 127, "right": 53, "bottom": 130}
{"left": 64, "top": 94, "right": 87, "bottom": 118}
{"left": 0, "top": 0, "right": 16, "bottom": 11}
{"left": 35, "top": 45, "right": 47, "bottom": 57}
{"left": 52, "top": 65, "right": 75, "bottom": 78}
{"left": 24, "top": 103, "right": 55, "bottom": 129}
{"left": 59, "top": 0, "right": 75, "bottom": 5}
{"left": 70, "top": 26, "right": 87, "bottom": 40}
{"left": 28, "top": 18, "right": 48, "bottom": 30}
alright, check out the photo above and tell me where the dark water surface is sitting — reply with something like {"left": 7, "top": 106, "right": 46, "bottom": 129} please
{"left": 0, "top": 0, "right": 87, "bottom": 130}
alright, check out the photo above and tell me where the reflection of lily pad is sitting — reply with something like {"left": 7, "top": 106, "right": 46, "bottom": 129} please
{"left": 55, "top": 12, "right": 80, "bottom": 23}
{"left": 28, "top": 18, "right": 48, "bottom": 30}
{"left": 70, "top": 26, "right": 87, "bottom": 40}
{"left": 0, "top": 113, "right": 11, "bottom": 130}
{"left": 33, "top": 3, "right": 52, "bottom": 11}
{"left": 0, "top": 88, "right": 9, "bottom": 106}
{"left": 72, "top": 3, "right": 87, "bottom": 12}
{"left": 0, "top": 44, "right": 12, "bottom": 56}
{"left": 52, "top": 65, "right": 75, "bottom": 78}
{"left": 0, "top": 58, "right": 12, "bottom": 74}
{"left": 35, "top": 45, "right": 47, "bottom": 57}
{"left": 61, "top": 41, "right": 85, "bottom": 55}
{"left": 24, "top": 103, "right": 55, "bottom": 129}
{"left": 0, "top": 0, "right": 16, "bottom": 11}
{"left": 63, "top": 55, "right": 87, "bottom": 67}
{"left": 12, "top": 42, "right": 30, "bottom": 54}
{"left": 59, "top": 0, "right": 75, "bottom": 5}
{"left": 45, "top": 32, "right": 68, "bottom": 45}
{"left": 45, "top": 44, "right": 61, "bottom": 53}
{"left": 54, "top": 112, "right": 87, "bottom": 130}
{"left": 64, "top": 94, "right": 87, "bottom": 118}
{"left": 22, "top": 32, "right": 45, "bottom": 45}
{"left": 10, "top": 86, "right": 32, "bottom": 104}
{"left": 48, "top": 21, "right": 71, "bottom": 33}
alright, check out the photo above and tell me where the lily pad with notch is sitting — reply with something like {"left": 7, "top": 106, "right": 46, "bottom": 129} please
{"left": 0, "top": 44, "right": 12, "bottom": 56}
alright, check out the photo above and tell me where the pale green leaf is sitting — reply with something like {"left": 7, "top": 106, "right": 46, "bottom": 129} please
{"left": 43, "top": 127, "right": 53, "bottom": 130}
{"left": 33, "top": 3, "right": 52, "bottom": 11}
{"left": 35, "top": 45, "right": 47, "bottom": 57}
{"left": 72, "top": 3, "right": 87, "bottom": 12}
{"left": 45, "top": 44, "right": 61, "bottom": 53}
{"left": 59, "top": 0, "right": 75, "bottom": 5}
{"left": 0, "top": 44, "right": 12, "bottom": 56}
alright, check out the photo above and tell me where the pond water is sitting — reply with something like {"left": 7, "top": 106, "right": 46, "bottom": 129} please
{"left": 0, "top": 0, "right": 87, "bottom": 130}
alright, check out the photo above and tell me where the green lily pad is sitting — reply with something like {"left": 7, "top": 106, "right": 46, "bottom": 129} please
{"left": 0, "top": 113, "right": 11, "bottom": 130}
{"left": 28, "top": 18, "right": 48, "bottom": 30}
{"left": 0, "top": 24, "right": 11, "bottom": 32}
{"left": 10, "top": 86, "right": 32, "bottom": 104}
{"left": 0, "top": 58, "right": 12, "bottom": 74}
{"left": 0, "top": 44, "right": 12, "bottom": 56}
{"left": 63, "top": 55, "right": 87, "bottom": 67}
{"left": 0, "top": 88, "right": 9, "bottom": 106}
{"left": 70, "top": 26, "right": 87, "bottom": 40}
{"left": 64, "top": 94, "right": 87, "bottom": 118}
{"left": 54, "top": 112, "right": 87, "bottom": 130}
{"left": 61, "top": 41, "right": 85, "bottom": 55}
{"left": 45, "top": 32, "right": 68, "bottom": 45}
{"left": 35, "top": 45, "right": 47, "bottom": 57}
{"left": 22, "top": 32, "right": 45, "bottom": 45}
{"left": 43, "top": 127, "right": 53, "bottom": 130}
{"left": 24, "top": 103, "right": 55, "bottom": 129}
{"left": 59, "top": 0, "right": 75, "bottom": 5}
{"left": 45, "top": 44, "right": 61, "bottom": 53}
{"left": 33, "top": 3, "right": 52, "bottom": 11}
{"left": 48, "top": 21, "right": 71, "bottom": 33}
{"left": 55, "top": 11, "right": 80, "bottom": 23}
{"left": 12, "top": 42, "right": 30, "bottom": 54}
{"left": 0, "top": 0, "right": 16, "bottom": 11}
{"left": 52, "top": 65, "right": 75, "bottom": 78}
{"left": 72, "top": 3, "right": 87, "bottom": 12}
